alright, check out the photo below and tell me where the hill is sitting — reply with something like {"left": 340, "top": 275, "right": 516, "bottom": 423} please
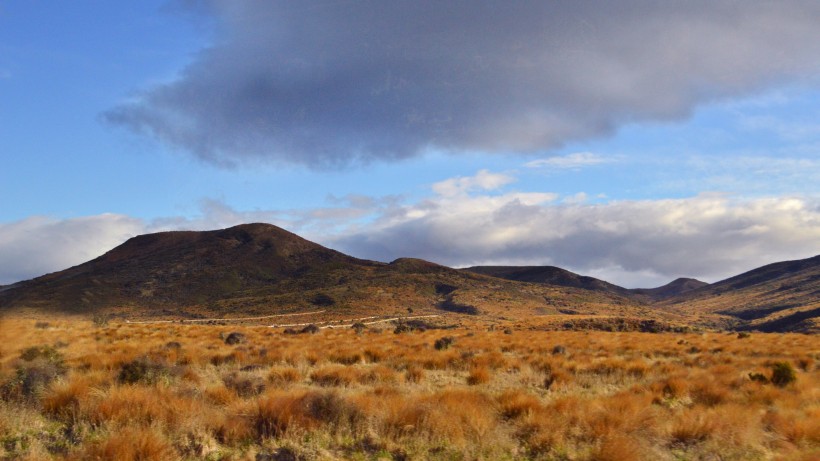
{"left": 629, "top": 277, "right": 709, "bottom": 301}
{"left": 0, "top": 223, "right": 642, "bottom": 321}
{"left": 462, "top": 266, "right": 707, "bottom": 302}
{"left": 462, "top": 265, "right": 633, "bottom": 298}
{"left": 661, "top": 255, "right": 820, "bottom": 332}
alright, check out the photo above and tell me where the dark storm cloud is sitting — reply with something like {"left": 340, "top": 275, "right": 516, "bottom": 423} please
{"left": 104, "top": 1, "right": 820, "bottom": 167}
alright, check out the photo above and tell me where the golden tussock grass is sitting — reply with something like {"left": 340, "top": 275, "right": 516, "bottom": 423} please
{"left": 68, "top": 427, "right": 178, "bottom": 461}
{"left": 0, "top": 317, "right": 819, "bottom": 459}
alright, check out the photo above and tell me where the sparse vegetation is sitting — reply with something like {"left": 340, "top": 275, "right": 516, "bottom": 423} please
{"left": 0, "top": 317, "right": 818, "bottom": 460}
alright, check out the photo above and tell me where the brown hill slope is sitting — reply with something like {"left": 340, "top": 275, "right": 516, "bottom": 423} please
{"left": 462, "top": 266, "right": 707, "bottom": 302}
{"left": 462, "top": 265, "right": 634, "bottom": 298}
{"left": 661, "top": 255, "right": 820, "bottom": 332}
{"left": 0, "top": 224, "right": 644, "bottom": 322}
{"left": 629, "top": 277, "right": 709, "bottom": 301}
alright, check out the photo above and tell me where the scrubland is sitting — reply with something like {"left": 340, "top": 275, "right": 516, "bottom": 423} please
{"left": 0, "top": 316, "right": 818, "bottom": 460}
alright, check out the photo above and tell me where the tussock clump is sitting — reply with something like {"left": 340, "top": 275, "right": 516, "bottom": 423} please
{"left": 588, "top": 435, "right": 644, "bottom": 461}
{"left": 405, "top": 366, "right": 425, "bottom": 384}
{"left": 74, "top": 427, "right": 178, "bottom": 461}
{"left": 310, "top": 366, "right": 360, "bottom": 387}
{"left": 268, "top": 366, "right": 302, "bottom": 387}
{"left": 255, "top": 390, "right": 361, "bottom": 438}
{"left": 498, "top": 390, "right": 541, "bottom": 420}
{"left": 467, "top": 366, "right": 491, "bottom": 385}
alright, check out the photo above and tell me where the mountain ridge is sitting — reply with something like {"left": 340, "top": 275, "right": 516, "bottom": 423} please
{"left": 1, "top": 223, "right": 817, "bottom": 332}
{"left": 0, "top": 223, "right": 641, "bottom": 322}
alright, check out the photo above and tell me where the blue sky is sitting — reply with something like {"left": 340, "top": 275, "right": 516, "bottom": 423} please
{"left": 2, "top": 1, "right": 820, "bottom": 287}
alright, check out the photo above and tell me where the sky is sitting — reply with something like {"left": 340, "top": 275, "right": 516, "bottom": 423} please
{"left": 2, "top": 1, "right": 820, "bottom": 288}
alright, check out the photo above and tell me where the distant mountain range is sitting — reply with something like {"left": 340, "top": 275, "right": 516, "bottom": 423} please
{"left": 0, "top": 223, "right": 817, "bottom": 332}
{"left": 461, "top": 266, "right": 708, "bottom": 301}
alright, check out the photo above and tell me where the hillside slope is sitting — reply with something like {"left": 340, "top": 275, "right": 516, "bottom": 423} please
{"left": 462, "top": 265, "right": 634, "bottom": 298}
{"left": 0, "top": 224, "right": 642, "bottom": 321}
{"left": 661, "top": 255, "right": 820, "bottom": 332}
{"left": 629, "top": 278, "right": 709, "bottom": 301}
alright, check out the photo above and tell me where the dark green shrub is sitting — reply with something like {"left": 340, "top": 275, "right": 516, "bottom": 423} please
{"left": 224, "top": 332, "right": 247, "bottom": 345}
{"left": 311, "top": 293, "right": 336, "bottom": 306}
{"left": 223, "top": 372, "right": 266, "bottom": 397}
{"left": 748, "top": 372, "right": 769, "bottom": 384}
{"left": 19, "top": 345, "right": 63, "bottom": 363}
{"left": 92, "top": 313, "right": 111, "bottom": 327}
{"left": 771, "top": 362, "right": 797, "bottom": 387}
{"left": 2, "top": 345, "right": 66, "bottom": 401}
{"left": 117, "top": 357, "right": 171, "bottom": 385}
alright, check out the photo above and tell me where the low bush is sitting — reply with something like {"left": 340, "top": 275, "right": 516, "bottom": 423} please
{"left": 117, "top": 357, "right": 173, "bottom": 385}
{"left": 224, "top": 332, "right": 247, "bottom": 345}
{"left": 434, "top": 336, "right": 455, "bottom": 350}
{"left": 771, "top": 362, "right": 797, "bottom": 387}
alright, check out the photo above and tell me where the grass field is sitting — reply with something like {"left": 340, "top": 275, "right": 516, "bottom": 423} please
{"left": 0, "top": 316, "right": 818, "bottom": 460}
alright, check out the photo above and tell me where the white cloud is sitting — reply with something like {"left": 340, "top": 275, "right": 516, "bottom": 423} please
{"left": 431, "top": 169, "right": 515, "bottom": 197}
{"left": 525, "top": 152, "right": 614, "bottom": 169}
{"left": 333, "top": 179, "right": 820, "bottom": 286}
{"left": 0, "top": 214, "right": 145, "bottom": 285}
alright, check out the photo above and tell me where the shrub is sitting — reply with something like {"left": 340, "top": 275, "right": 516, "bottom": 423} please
{"left": 771, "top": 362, "right": 797, "bottom": 387}
{"left": 2, "top": 345, "right": 66, "bottom": 402}
{"left": 2, "top": 362, "right": 65, "bottom": 401}
{"left": 300, "top": 324, "right": 320, "bottom": 334}
{"left": 434, "top": 336, "right": 455, "bottom": 351}
{"left": 552, "top": 345, "right": 567, "bottom": 355}
{"left": 311, "top": 293, "right": 336, "bottom": 306}
{"left": 117, "top": 357, "right": 172, "bottom": 385}
{"left": 20, "top": 345, "right": 63, "bottom": 363}
{"left": 34, "top": 321, "right": 50, "bottom": 329}
{"left": 223, "top": 372, "right": 266, "bottom": 397}
{"left": 351, "top": 322, "right": 367, "bottom": 334}
{"left": 92, "top": 313, "right": 111, "bottom": 327}
{"left": 748, "top": 372, "right": 769, "bottom": 384}
{"left": 224, "top": 332, "right": 247, "bottom": 345}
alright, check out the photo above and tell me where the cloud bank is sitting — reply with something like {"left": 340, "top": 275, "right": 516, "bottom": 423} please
{"left": 334, "top": 187, "right": 820, "bottom": 287}
{"left": 105, "top": 1, "right": 820, "bottom": 167}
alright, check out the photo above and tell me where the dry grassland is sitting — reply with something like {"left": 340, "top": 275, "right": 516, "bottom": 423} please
{"left": 0, "top": 316, "right": 818, "bottom": 460}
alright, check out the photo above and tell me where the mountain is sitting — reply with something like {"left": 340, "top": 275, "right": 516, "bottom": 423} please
{"left": 462, "top": 265, "right": 634, "bottom": 297}
{"left": 0, "top": 223, "right": 640, "bottom": 321}
{"left": 661, "top": 255, "right": 820, "bottom": 332}
{"left": 629, "top": 278, "right": 709, "bottom": 301}
{"left": 462, "top": 266, "right": 707, "bottom": 302}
